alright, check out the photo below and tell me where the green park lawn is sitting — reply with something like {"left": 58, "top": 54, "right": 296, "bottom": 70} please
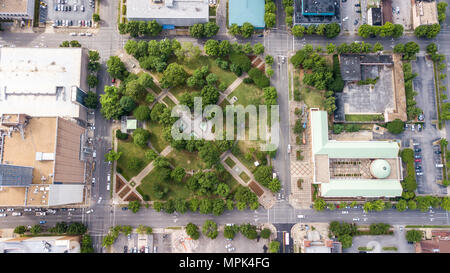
{"left": 180, "top": 56, "right": 237, "bottom": 88}
{"left": 224, "top": 157, "right": 236, "bottom": 168}
{"left": 345, "top": 114, "right": 385, "bottom": 122}
{"left": 116, "top": 139, "right": 152, "bottom": 181}
{"left": 136, "top": 167, "right": 191, "bottom": 201}
{"left": 163, "top": 96, "right": 177, "bottom": 108}
{"left": 147, "top": 121, "right": 168, "bottom": 153}
{"left": 231, "top": 140, "right": 259, "bottom": 173}
{"left": 227, "top": 82, "right": 264, "bottom": 107}
{"left": 166, "top": 149, "right": 207, "bottom": 171}
{"left": 239, "top": 171, "right": 251, "bottom": 183}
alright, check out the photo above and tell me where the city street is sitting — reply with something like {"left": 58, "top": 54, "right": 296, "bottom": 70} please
{"left": 1, "top": 0, "right": 450, "bottom": 253}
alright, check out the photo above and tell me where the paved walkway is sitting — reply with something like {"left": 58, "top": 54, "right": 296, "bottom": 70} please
{"left": 130, "top": 146, "right": 173, "bottom": 185}
{"left": 217, "top": 73, "right": 246, "bottom": 104}
{"left": 220, "top": 151, "right": 276, "bottom": 209}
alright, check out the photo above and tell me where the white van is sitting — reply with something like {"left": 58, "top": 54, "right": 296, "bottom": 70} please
{"left": 107, "top": 183, "right": 110, "bottom": 191}
{"left": 107, "top": 174, "right": 111, "bottom": 182}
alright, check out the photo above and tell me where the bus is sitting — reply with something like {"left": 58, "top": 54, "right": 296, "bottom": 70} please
{"left": 285, "top": 232, "right": 290, "bottom": 246}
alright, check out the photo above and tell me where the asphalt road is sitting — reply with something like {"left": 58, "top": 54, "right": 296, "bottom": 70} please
{"left": 1, "top": 0, "right": 450, "bottom": 253}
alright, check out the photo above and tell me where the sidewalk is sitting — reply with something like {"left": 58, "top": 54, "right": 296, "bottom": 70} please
{"left": 217, "top": 73, "right": 246, "bottom": 104}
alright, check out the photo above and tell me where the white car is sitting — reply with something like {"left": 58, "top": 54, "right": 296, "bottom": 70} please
{"left": 287, "top": 144, "right": 291, "bottom": 154}
{"left": 92, "top": 177, "right": 96, "bottom": 184}
{"left": 352, "top": 218, "right": 360, "bottom": 221}
{"left": 6, "top": 208, "right": 14, "bottom": 212}
{"left": 70, "top": 32, "right": 77, "bottom": 36}
{"left": 0, "top": 213, "right": 6, "bottom": 217}
{"left": 97, "top": 196, "right": 102, "bottom": 204}
{"left": 24, "top": 208, "right": 32, "bottom": 212}
{"left": 107, "top": 174, "right": 111, "bottom": 182}
{"left": 12, "top": 212, "right": 22, "bottom": 216}
{"left": 79, "top": 32, "right": 86, "bottom": 36}
{"left": 36, "top": 212, "right": 46, "bottom": 216}
{"left": 297, "top": 215, "right": 305, "bottom": 219}
{"left": 342, "top": 211, "right": 349, "bottom": 214}
{"left": 86, "top": 33, "right": 92, "bottom": 36}
{"left": 106, "top": 183, "right": 110, "bottom": 191}
{"left": 93, "top": 150, "right": 96, "bottom": 158}
{"left": 86, "top": 209, "right": 94, "bottom": 214}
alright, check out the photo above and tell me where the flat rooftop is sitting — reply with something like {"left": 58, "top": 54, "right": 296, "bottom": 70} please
{"left": 412, "top": 0, "right": 438, "bottom": 29}
{"left": 0, "top": 0, "right": 28, "bottom": 13}
{"left": 229, "top": 0, "right": 265, "bottom": 28}
{"left": 0, "top": 48, "right": 86, "bottom": 120}
{"left": 0, "top": 236, "right": 80, "bottom": 253}
{"left": 127, "top": 0, "right": 209, "bottom": 22}
{"left": 294, "top": 0, "right": 341, "bottom": 25}
{"left": 2, "top": 117, "right": 57, "bottom": 185}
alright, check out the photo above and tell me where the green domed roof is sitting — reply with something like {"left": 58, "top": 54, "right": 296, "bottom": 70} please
{"left": 370, "top": 159, "right": 391, "bottom": 179}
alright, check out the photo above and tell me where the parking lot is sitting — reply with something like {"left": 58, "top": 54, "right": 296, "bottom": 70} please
{"left": 113, "top": 232, "right": 158, "bottom": 253}
{"left": 45, "top": 0, "right": 95, "bottom": 28}
{"left": 391, "top": 0, "right": 412, "bottom": 30}
{"left": 344, "top": 226, "right": 415, "bottom": 253}
{"left": 340, "top": 0, "right": 362, "bottom": 32}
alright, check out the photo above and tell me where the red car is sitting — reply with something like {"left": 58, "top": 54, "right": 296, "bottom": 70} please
{"left": 111, "top": 78, "right": 116, "bottom": 83}
{"left": 414, "top": 159, "right": 422, "bottom": 163}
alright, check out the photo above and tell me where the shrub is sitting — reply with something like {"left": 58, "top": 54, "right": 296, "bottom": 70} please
{"left": 248, "top": 68, "right": 270, "bottom": 89}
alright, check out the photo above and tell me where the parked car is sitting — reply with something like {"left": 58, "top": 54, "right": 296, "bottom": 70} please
{"left": 352, "top": 218, "right": 360, "bottom": 221}
{"left": 39, "top": 220, "right": 47, "bottom": 224}
{"left": 0, "top": 209, "right": 4, "bottom": 212}
{"left": 6, "top": 208, "right": 14, "bottom": 212}
{"left": 12, "top": 212, "right": 22, "bottom": 216}
{"left": 416, "top": 172, "right": 424, "bottom": 176}
{"left": 36, "top": 212, "right": 46, "bottom": 216}
{"left": 86, "top": 209, "right": 94, "bottom": 214}
{"left": 124, "top": 246, "right": 128, "bottom": 253}
{"left": 342, "top": 211, "right": 349, "bottom": 214}
{"left": 435, "top": 150, "right": 442, "bottom": 154}
{"left": 107, "top": 183, "right": 110, "bottom": 191}
{"left": 0, "top": 213, "right": 7, "bottom": 217}
{"left": 414, "top": 159, "right": 422, "bottom": 163}
{"left": 414, "top": 155, "right": 422, "bottom": 159}
{"left": 23, "top": 208, "right": 32, "bottom": 212}
{"left": 122, "top": 207, "right": 128, "bottom": 211}
{"left": 68, "top": 208, "right": 76, "bottom": 211}
{"left": 414, "top": 148, "right": 421, "bottom": 152}
{"left": 418, "top": 114, "right": 424, "bottom": 121}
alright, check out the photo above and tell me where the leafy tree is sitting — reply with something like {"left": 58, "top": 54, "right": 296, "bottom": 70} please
{"left": 314, "top": 198, "right": 327, "bottom": 211}
{"left": 268, "top": 241, "right": 280, "bottom": 253}
{"left": 14, "top": 225, "right": 27, "bottom": 235}
{"left": 373, "top": 42, "right": 384, "bottom": 52}
{"left": 189, "top": 198, "right": 200, "bottom": 212}
{"left": 88, "top": 50, "right": 100, "bottom": 62}
{"left": 224, "top": 225, "right": 237, "bottom": 239}
{"left": 406, "top": 230, "right": 423, "bottom": 243}
{"left": 202, "top": 220, "right": 218, "bottom": 239}
{"left": 339, "top": 234, "right": 353, "bottom": 249}
{"left": 292, "top": 25, "right": 306, "bottom": 37}
{"left": 81, "top": 234, "right": 94, "bottom": 253}
{"left": 229, "top": 24, "right": 241, "bottom": 36}
{"left": 264, "top": 12, "right": 276, "bottom": 28}
{"left": 66, "top": 222, "right": 87, "bottom": 235}
{"left": 240, "top": 22, "right": 254, "bottom": 38}
{"left": 414, "top": 24, "right": 441, "bottom": 39}
{"left": 133, "top": 105, "right": 151, "bottom": 121}
{"left": 265, "top": 55, "right": 274, "bottom": 66}
{"left": 87, "top": 75, "right": 99, "bottom": 88}
{"left": 174, "top": 198, "right": 188, "bottom": 214}
{"left": 438, "top": 2, "right": 448, "bottom": 23}
{"left": 127, "top": 157, "right": 143, "bottom": 172}
{"left": 175, "top": 42, "right": 201, "bottom": 63}
{"left": 107, "top": 56, "right": 128, "bottom": 81}
{"left": 239, "top": 223, "right": 258, "bottom": 240}
{"left": 326, "top": 43, "right": 336, "bottom": 54}
{"left": 426, "top": 43, "right": 438, "bottom": 55}
{"left": 253, "top": 43, "right": 265, "bottom": 55}
{"left": 387, "top": 119, "right": 405, "bottom": 134}
{"left": 260, "top": 228, "right": 271, "bottom": 239}
{"left": 119, "top": 96, "right": 137, "bottom": 114}
{"left": 268, "top": 178, "right": 281, "bottom": 192}
{"left": 171, "top": 167, "right": 186, "bottom": 182}
{"left": 137, "top": 225, "right": 152, "bottom": 235}
{"left": 84, "top": 91, "right": 99, "bottom": 109}
{"left": 128, "top": 200, "right": 141, "bottom": 213}
{"left": 161, "top": 63, "right": 188, "bottom": 88}
{"left": 189, "top": 23, "right": 205, "bottom": 38}
{"left": 198, "top": 142, "right": 221, "bottom": 168}
{"left": 408, "top": 200, "right": 417, "bottom": 210}
{"left": 324, "top": 23, "right": 341, "bottom": 38}
{"left": 215, "top": 183, "right": 230, "bottom": 198}
{"left": 212, "top": 199, "right": 225, "bottom": 216}
{"left": 104, "top": 150, "right": 122, "bottom": 162}
{"left": 396, "top": 199, "right": 407, "bottom": 212}
{"left": 205, "top": 39, "right": 220, "bottom": 57}
{"left": 92, "top": 13, "right": 100, "bottom": 22}
{"left": 186, "top": 223, "right": 200, "bottom": 240}
{"left": 146, "top": 20, "right": 162, "bottom": 36}
{"left": 218, "top": 40, "right": 232, "bottom": 57}
{"left": 199, "top": 198, "right": 213, "bottom": 214}
{"left": 254, "top": 165, "right": 273, "bottom": 188}
{"left": 70, "top": 40, "right": 81, "bottom": 47}
{"left": 204, "top": 22, "right": 220, "bottom": 37}
{"left": 440, "top": 197, "right": 450, "bottom": 211}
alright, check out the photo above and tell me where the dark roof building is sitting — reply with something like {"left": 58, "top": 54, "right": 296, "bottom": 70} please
{"left": 294, "top": 0, "right": 341, "bottom": 25}
{"left": 339, "top": 55, "right": 361, "bottom": 81}
{"left": 368, "top": 7, "right": 382, "bottom": 26}
{"left": 0, "top": 164, "right": 33, "bottom": 187}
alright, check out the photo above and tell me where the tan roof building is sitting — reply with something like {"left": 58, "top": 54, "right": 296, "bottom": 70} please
{"left": 416, "top": 230, "right": 450, "bottom": 253}
{"left": 0, "top": 0, "right": 35, "bottom": 20}
{"left": 0, "top": 115, "right": 87, "bottom": 207}
{"left": 411, "top": 0, "right": 438, "bottom": 29}
{"left": 0, "top": 236, "right": 80, "bottom": 253}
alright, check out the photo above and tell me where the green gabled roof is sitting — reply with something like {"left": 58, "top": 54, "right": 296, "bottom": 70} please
{"left": 311, "top": 110, "right": 399, "bottom": 158}
{"left": 229, "top": 0, "right": 265, "bottom": 28}
{"left": 321, "top": 179, "right": 403, "bottom": 197}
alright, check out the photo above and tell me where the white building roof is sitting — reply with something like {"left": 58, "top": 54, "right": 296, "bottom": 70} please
{"left": 0, "top": 48, "right": 85, "bottom": 120}
{"left": 127, "top": 0, "right": 209, "bottom": 25}
{"left": 48, "top": 184, "right": 84, "bottom": 206}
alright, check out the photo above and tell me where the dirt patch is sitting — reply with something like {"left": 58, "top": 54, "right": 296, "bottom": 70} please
{"left": 118, "top": 186, "right": 131, "bottom": 199}
{"left": 258, "top": 63, "right": 265, "bottom": 72}
{"left": 249, "top": 55, "right": 257, "bottom": 62}
{"left": 248, "top": 181, "right": 264, "bottom": 197}
{"left": 253, "top": 58, "right": 262, "bottom": 68}
{"left": 382, "top": 0, "right": 393, "bottom": 23}
{"left": 116, "top": 175, "right": 125, "bottom": 193}
{"left": 125, "top": 191, "right": 141, "bottom": 202}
